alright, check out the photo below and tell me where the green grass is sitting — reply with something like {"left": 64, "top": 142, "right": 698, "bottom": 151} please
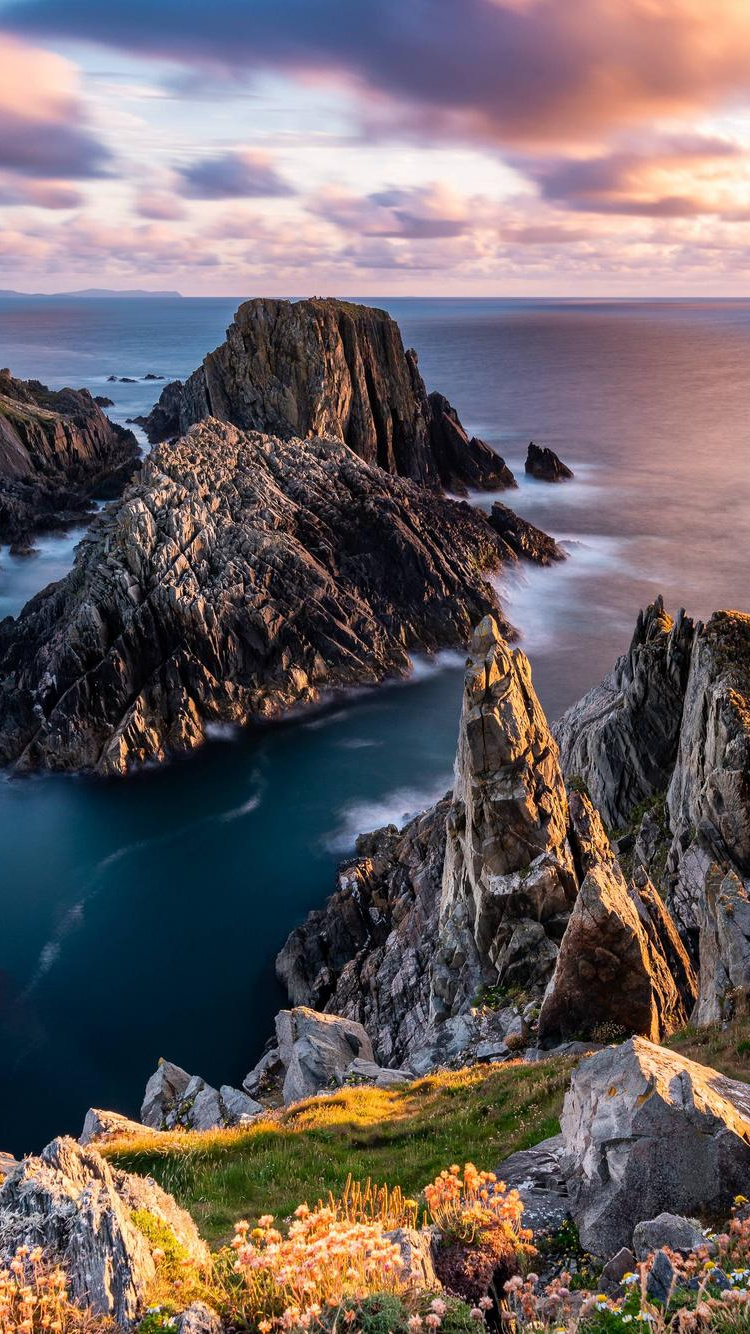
{"left": 667, "top": 1011, "right": 750, "bottom": 1083}
{"left": 105, "top": 1057, "right": 573, "bottom": 1248}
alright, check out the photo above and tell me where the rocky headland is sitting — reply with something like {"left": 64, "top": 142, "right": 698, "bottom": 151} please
{"left": 141, "top": 298, "right": 515, "bottom": 494}
{"left": 0, "top": 369, "right": 140, "bottom": 543}
{"left": 0, "top": 421, "right": 525, "bottom": 775}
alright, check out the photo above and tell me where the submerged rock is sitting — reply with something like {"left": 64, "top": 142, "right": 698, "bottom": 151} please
{"left": 142, "top": 297, "right": 512, "bottom": 493}
{"left": 525, "top": 442, "right": 573, "bottom": 482}
{"left": 0, "top": 368, "right": 139, "bottom": 542}
{"left": 0, "top": 419, "right": 516, "bottom": 774}
{"left": 561, "top": 1037, "right": 750, "bottom": 1255}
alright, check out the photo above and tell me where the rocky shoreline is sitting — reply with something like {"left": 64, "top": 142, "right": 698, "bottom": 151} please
{"left": 0, "top": 368, "right": 140, "bottom": 544}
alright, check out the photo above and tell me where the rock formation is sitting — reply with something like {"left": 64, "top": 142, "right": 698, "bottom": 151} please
{"left": 141, "top": 298, "right": 513, "bottom": 494}
{"left": 141, "top": 1058, "right": 261, "bottom": 1130}
{"left": 275, "top": 1007, "right": 375, "bottom": 1103}
{"left": 555, "top": 598, "right": 750, "bottom": 1027}
{"left": 0, "top": 419, "right": 522, "bottom": 774}
{"left": 561, "top": 1037, "right": 750, "bottom": 1255}
{"left": 0, "top": 1136, "right": 207, "bottom": 1325}
{"left": 525, "top": 442, "right": 573, "bottom": 482}
{"left": 538, "top": 795, "right": 696, "bottom": 1043}
{"left": 0, "top": 369, "right": 139, "bottom": 543}
{"left": 554, "top": 597, "right": 695, "bottom": 828}
{"left": 488, "top": 502, "right": 565, "bottom": 565}
{"left": 279, "top": 616, "right": 691, "bottom": 1072}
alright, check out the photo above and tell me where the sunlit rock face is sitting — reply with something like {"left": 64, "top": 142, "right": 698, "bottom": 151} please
{"left": 0, "top": 369, "right": 140, "bottom": 542}
{"left": 553, "top": 597, "right": 695, "bottom": 829}
{"left": 431, "top": 615, "right": 577, "bottom": 1019}
{"left": 142, "top": 297, "right": 514, "bottom": 494}
{"left": 0, "top": 419, "right": 512, "bottom": 774}
{"left": 561, "top": 1037, "right": 750, "bottom": 1256}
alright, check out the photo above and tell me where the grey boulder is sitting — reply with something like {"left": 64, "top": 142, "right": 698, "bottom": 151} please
{"left": 142, "top": 1060, "right": 262, "bottom": 1130}
{"left": 632, "top": 1213, "right": 705, "bottom": 1260}
{"left": 276, "top": 1007, "right": 375, "bottom": 1103}
{"left": 80, "top": 1107, "right": 158, "bottom": 1146}
{"left": 0, "top": 1136, "right": 207, "bottom": 1326}
{"left": 562, "top": 1037, "right": 750, "bottom": 1255}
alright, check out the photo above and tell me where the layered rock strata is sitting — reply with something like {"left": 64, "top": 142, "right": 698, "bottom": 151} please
{"left": 141, "top": 298, "right": 513, "bottom": 494}
{"left": 0, "top": 369, "right": 139, "bottom": 542}
{"left": 0, "top": 420, "right": 519, "bottom": 774}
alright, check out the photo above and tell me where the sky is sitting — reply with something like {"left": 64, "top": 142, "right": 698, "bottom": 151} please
{"left": 3, "top": 1, "right": 750, "bottom": 295}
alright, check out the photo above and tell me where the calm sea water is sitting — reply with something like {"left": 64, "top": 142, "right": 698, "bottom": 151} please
{"left": 2, "top": 295, "right": 750, "bottom": 1155}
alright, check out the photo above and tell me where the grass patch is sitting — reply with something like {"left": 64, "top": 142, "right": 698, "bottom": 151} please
{"left": 105, "top": 1057, "right": 573, "bottom": 1248}
{"left": 667, "top": 1011, "right": 750, "bottom": 1083}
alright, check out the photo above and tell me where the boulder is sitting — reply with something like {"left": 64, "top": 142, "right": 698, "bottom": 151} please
{"left": 386, "top": 1227, "right": 440, "bottom": 1289}
{"left": 632, "top": 1213, "right": 705, "bottom": 1260}
{"left": 142, "top": 1060, "right": 262, "bottom": 1130}
{"left": 141, "top": 1059, "right": 192, "bottom": 1128}
{"left": 599, "top": 1247, "right": 637, "bottom": 1295}
{"left": 525, "top": 442, "right": 573, "bottom": 482}
{"left": 275, "top": 1007, "right": 375, "bottom": 1103}
{"left": 177, "top": 1302, "right": 224, "bottom": 1334}
{"left": 647, "top": 1250, "right": 676, "bottom": 1304}
{"left": 0, "top": 1136, "right": 207, "bottom": 1326}
{"left": 561, "top": 1037, "right": 750, "bottom": 1255}
{"left": 494, "top": 1134, "right": 570, "bottom": 1234}
{"left": 344, "top": 1057, "right": 414, "bottom": 1088}
{"left": 80, "top": 1107, "right": 158, "bottom": 1146}
{"left": 243, "top": 1046, "right": 284, "bottom": 1099}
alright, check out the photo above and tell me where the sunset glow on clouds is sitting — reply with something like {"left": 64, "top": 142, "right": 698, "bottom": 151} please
{"left": 3, "top": 0, "right": 750, "bottom": 293}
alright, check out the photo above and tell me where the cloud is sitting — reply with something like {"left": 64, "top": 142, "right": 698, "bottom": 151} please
{"left": 8, "top": 0, "right": 750, "bottom": 151}
{"left": 308, "top": 182, "right": 469, "bottom": 238}
{"left": 0, "top": 174, "right": 84, "bottom": 208}
{"left": 525, "top": 133, "right": 749, "bottom": 217}
{"left": 175, "top": 148, "right": 293, "bottom": 199}
{"left": 135, "top": 189, "right": 187, "bottom": 220}
{"left": 0, "top": 35, "right": 110, "bottom": 178}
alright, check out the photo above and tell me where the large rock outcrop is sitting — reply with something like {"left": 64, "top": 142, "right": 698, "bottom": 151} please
{"left": 538, "top": 795, "right": 696, "bottom": 1043}
{"left": 666, "top": 611, "right": 750, "bottom": 1021}
{"left": 561, "top": 1038, "right": 750, "bottom": 1255}
{"left": 0, "top": 369, "right": 139, "bottom": 542}
{"left": 525, "top": 442, "right": 573, "bottom": 482}
{"left": 0, "top": 1136, "right": 207, "bottom": 1325}
{"left": 141, "top": 298, "right": 513, "bottom": 494}
{"left": 0, "top": 419, "right": 519, "bottom": 774}
{"left": 554, "top": 597, "right": 695, "bottom": 829}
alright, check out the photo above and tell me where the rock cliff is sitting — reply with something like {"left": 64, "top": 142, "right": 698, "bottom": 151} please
{"left": 0, "top": 419, "right": 518, "bottom": 774}
{"left": 141, "top": 298, "right": 513, "bottom": 494}
{"left": 549, "top": 599, "right": 750, "bottom": 1028}
{"left": 278, "top": 615, "right": 691, "bottom": 1069}
{"left": 553, "top": 597, "right": 695, "bottom": 828}
{"left": 0, "top": 369, "right": 139, "bottom": 542}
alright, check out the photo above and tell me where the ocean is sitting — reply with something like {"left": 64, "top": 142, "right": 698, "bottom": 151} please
{"left": 2, "top": 295, "right": 750, "bottom": 1154}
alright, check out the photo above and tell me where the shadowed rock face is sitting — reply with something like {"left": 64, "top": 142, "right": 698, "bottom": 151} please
{"left": 554, "top": 597, "right": 696, "bottom": 829}
{"left": 525, "top": 442, "right": 573, "bottom": 482}
{"left": 141, "top": 298, "right": 513, "bottom": 494}
{"left": 0, "top": 369, "right": 140, "bottom": 542}
{"left": 0, "top": 419, "right": 513, "bottom": 775}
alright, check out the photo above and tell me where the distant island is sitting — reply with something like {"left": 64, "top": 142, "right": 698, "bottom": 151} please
{"left": 0, "top": 288, "right": 183, "bottom": 299}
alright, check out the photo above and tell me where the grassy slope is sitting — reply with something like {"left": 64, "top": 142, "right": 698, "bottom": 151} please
{"left": 106, "top": 1058, "right": 573, "bottom": 1247}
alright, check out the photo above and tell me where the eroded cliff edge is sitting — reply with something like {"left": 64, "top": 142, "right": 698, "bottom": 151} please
{"left": 0, "top": 369, "right": 140, "bottom": 542}
{"left": 142, "top": 297, "right": 515, "bottom": 494}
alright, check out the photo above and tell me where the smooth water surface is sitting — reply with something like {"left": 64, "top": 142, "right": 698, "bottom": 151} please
{"left": 1, "top": 296, "right": 750, "bottom": 1153}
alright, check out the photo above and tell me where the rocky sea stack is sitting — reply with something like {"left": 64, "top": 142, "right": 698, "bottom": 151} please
{"left": 525, "top": 442, "right": 573, "bottom": 482}
{"left": 0, "top": 369, "right": 140, "bottom": 542}
{"left": 142, "top": 297, "right": 515, "bottom": 494}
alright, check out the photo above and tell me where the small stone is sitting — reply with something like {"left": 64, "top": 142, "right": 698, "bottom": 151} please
{"left": 646, "top": 1250, "right": 675, "bottom": 1305}
{"left": 177, "top": 1301, "right": 224, "bottom": 1334}
{"left": 633, "top": 1213, "right": 705, "bottom": 1260}
{"left": 599, "top": 1247, "right": 637, "bottom": 1295}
